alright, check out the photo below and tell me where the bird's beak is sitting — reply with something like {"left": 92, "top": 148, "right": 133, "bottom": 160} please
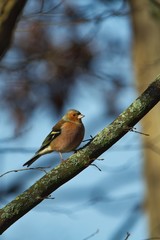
{"left": 78, "top": 114, "right": 85, "bottom": 119}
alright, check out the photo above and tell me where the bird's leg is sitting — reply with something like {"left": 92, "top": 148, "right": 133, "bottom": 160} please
{"left": 59, "top": 152, "right": 64, "bottom": 161}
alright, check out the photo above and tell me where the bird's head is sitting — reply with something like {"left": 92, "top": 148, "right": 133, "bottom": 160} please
{"left": 63, "top": 109, "right": 85, "bottom": 123}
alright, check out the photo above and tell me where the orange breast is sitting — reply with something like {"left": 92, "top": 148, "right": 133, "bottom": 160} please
{"left": 50, "top": 121, "right": 84, "bottom": 152}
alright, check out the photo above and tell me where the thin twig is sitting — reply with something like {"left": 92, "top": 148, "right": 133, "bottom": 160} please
{"left": 126, "top": 127, "right": 149, "bottom": 136}
{"left": 90, "top": 164, "right": 101, "bottom": 171}
{"left": 36, "top": 194, "right": 55, "bottom": 200}
{"left": 124, "top": 232, "right": 130, "bottom": 240}
{"left": 83, "top": 135, "right": 94, "bottom": 143}
{"left": 96, "top": 158, "right": 104, "bottom": 161}
{"left": 0, "top": 166, "right": 51, "bottom": 178}
{"left": 83, "top": 229, "right": 99, "bottom": 240}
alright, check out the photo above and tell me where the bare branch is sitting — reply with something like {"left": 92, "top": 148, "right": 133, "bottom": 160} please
{"left": 0, "top": 75, "right": 160, "bottom": 234}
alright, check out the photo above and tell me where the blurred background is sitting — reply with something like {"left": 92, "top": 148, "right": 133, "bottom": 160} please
{"left": 1, "top": 0, "right": 160, "bottom": 239}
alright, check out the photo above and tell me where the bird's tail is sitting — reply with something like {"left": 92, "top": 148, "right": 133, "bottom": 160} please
{"left": 23, "top": 154, "right": 40, "bottom": 167}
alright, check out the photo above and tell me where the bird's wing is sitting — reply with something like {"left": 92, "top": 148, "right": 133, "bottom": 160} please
{"left": 36, "top": 120, "right": 63, "bottom": 153}
{"left": 41, "top": 130, "right": 60, "bottom": 148}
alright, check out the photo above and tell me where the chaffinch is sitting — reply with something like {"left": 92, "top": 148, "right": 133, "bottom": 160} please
{"left": 23, "top": 109, "right": 85, "bottom": 167}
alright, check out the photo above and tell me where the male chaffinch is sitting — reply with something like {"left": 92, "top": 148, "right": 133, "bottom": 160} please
{"left": 23, "top": 109, "right": 85, "bottom": 167}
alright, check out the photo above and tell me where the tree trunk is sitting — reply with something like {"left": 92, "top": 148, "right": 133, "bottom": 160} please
{"left": 129, "top": 0, "right": 160, "bottom": 236}
{"left": 0, "top": 0, "right": 27, "bottom": 59}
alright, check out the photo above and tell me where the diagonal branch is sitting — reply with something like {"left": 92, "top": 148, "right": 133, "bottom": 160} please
{"left": 0, "top": 75, "right": 160, "bottom": 234}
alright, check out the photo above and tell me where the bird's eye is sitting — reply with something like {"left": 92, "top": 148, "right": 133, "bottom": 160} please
{"left": 73, "top": 113, "right": 76, "bottom": 116}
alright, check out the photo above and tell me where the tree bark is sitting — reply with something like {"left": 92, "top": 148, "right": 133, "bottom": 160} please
{"left": 0, "top": 0, "right": 27, "bottom": 59}
{"left": 129, "top": 0, "right": 160, "bottom": 236}
{"left": 0, "top": 75, "right": 160, "bottom": 234}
